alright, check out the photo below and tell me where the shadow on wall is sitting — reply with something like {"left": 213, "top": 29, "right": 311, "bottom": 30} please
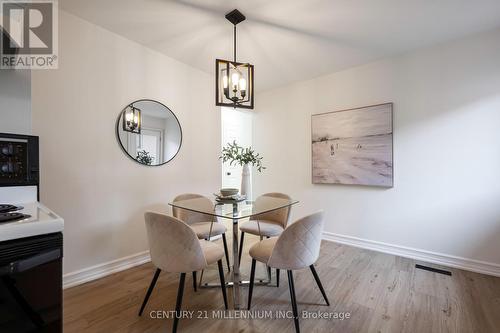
{"left": 394, "top": 35, "right": 500, "bottom": 130}
{"left": 398, "top": 91, "right": 500, "bottom": 262}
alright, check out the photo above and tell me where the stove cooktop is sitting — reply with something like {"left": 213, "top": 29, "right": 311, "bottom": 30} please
{"left": 0, "top": 212, "right": 31, "bottom": 223}
{"left": 0, "top": 204, "right": 30, "bottom": 224}
{"left": 0, "top": 202, "right": 64, "bottom": 242}
{"left": 0, "top": 204, "right": 23, "bottom": 213}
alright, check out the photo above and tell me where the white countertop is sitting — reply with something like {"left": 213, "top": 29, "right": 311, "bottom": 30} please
{"left": 0, "top": 202, "right": 64, "bottom": 242}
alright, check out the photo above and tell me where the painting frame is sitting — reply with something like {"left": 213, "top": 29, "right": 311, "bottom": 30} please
{"left": 311, "top": 103, "right": 394, "bottom": 188}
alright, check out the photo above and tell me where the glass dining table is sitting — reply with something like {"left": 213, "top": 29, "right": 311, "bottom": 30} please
{"left": 169, "top": 195, "right": 298, "bottom": 310}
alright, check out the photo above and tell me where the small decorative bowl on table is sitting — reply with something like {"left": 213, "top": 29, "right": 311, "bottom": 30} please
{"left": 214, "top": 188, "right": 246, "bottom": 204}
{"left": 220, "top": 188, "right": 239, "bottom": 197}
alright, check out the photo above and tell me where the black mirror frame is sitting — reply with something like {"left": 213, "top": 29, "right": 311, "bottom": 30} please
{"left": 115, "top": 98, "right": 183, "bottom": 167}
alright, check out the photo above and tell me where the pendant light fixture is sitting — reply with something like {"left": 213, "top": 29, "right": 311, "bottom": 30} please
{"left": 216, "top": 9, "right": 254, "bottom": 109}
{"left": 122, "top": 103, "right": 141, "bottom": 134}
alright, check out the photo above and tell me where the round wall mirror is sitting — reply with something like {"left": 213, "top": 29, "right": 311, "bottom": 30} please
{"left": 116, "top": 99, "right": 182, "bottom": 166}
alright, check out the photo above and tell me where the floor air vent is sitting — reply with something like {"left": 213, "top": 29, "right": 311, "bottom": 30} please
{"left": 415, "top": 264, "right": 452, "bottom": 276}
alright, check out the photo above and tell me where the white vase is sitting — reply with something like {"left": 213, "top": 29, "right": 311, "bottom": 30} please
{"left": 240, "top": 164, "right": 252, "bottom": 200}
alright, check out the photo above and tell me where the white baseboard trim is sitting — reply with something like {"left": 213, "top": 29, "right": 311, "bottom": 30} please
{"left": 63, "top": 251, "right": 151, "bottom": 289}
{"left": 62, "top": 233, "right": 500, "bottom": 289}
{"left": 323, "top": 231, "right": 500, "bottom": 277}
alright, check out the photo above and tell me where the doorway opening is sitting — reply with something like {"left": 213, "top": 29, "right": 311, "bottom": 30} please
{"left": 221, "top": 107, "right": 253, "bottom": 190}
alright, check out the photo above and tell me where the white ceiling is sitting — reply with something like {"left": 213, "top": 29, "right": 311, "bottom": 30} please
{"left": 61, "top": 0, "right": 500, "bottom": 91}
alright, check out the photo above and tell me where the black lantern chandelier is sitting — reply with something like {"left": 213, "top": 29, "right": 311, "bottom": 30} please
{"left": 216, "top": 9, "right": 254, "bottom": 109}
{"left": 122, "top": 103, "right": 141, "bottom": 134}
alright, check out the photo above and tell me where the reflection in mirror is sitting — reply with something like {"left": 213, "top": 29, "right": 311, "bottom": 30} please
{"left": 116, "top": 100, "right": 182, "bottom": 166}
{"left": 122, "top": 104, "right": 141, "bottom": 134}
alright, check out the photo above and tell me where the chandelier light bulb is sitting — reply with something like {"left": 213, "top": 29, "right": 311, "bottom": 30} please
{"left": 231, "top": 72, "right": 240, "bottom": 90}
{"left": 239, "top": 77, "right": 247, "bottom": 92}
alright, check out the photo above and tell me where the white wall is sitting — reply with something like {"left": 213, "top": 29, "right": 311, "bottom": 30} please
{"left": 253, "top": 28, "right": 500, "bottom": 268}
{"left": 31, "top": 11, "right": 220, "bottom": 274}
{"left": 0, "top": 69, "right": 31, "bottom": 134}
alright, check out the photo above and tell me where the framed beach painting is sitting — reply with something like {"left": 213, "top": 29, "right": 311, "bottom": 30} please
{"left": 311, "top": 103, "right": 393, "bottom": 187}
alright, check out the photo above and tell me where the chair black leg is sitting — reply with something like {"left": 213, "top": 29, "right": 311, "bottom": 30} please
{"left": 267, "top": 266, "right": 272, "bottom": 281}
{"left": 309, "top": 265, "right": 330, "bottom": 306}
{"left": 287, "top": 270, "right": 300, "bottom": 333}
{"left": 138, "top": 268, "right": 161, "bottom": 316}
{"left": 172, "top": 273, "right": 186, "bottom": 333}
{"left": 217, "top": 260, "right": 228, "bottom": 310}
{"left": 221, "top": 233, "right": 231, "bottom": 273}
{"left": 247, "top": 259, "right": 256, "bottom": 310}
{"left": 276, "top": 269, "right": 280, "bottom": 288}
{"left": 192, "top": 271, "right": 197, "bottom": 292}
{"left": 238, "top": 232, "right": 245, "bottom": 264}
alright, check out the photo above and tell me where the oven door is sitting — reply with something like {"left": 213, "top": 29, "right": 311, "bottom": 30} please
{"left": 0, "top": 234, "right": 62, "bottom": 333}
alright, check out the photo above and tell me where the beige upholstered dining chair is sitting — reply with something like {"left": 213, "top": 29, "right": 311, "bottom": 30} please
{"left": 247, "top": 211, "right": 329, "bottom": 333}
{"left": 138, "top": 212, "right": 228, "bottom": 333}
{"left": 238, "top": 192, "right": 292, "bottom": 265}
{"left": 172, "top": 193, "right": 230, "bottom": 272}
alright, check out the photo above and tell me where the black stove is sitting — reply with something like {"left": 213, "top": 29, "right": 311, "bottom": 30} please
{"left": 0, "top": 204, "right": 30, "bottom": 223}
{"left": 0, "top": 133, "right": 62, "bottom": 333}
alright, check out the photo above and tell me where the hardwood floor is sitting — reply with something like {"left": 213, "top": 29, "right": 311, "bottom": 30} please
{"left": 64, "top": 236, "right": 500, "bottom": 333}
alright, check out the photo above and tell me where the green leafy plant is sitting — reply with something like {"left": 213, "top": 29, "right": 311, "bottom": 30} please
{"left": 136, "top": 150, "right": 154, "bottom": 165}
{"left": 220, "top": 141, "right": 266, "bottom": 172}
